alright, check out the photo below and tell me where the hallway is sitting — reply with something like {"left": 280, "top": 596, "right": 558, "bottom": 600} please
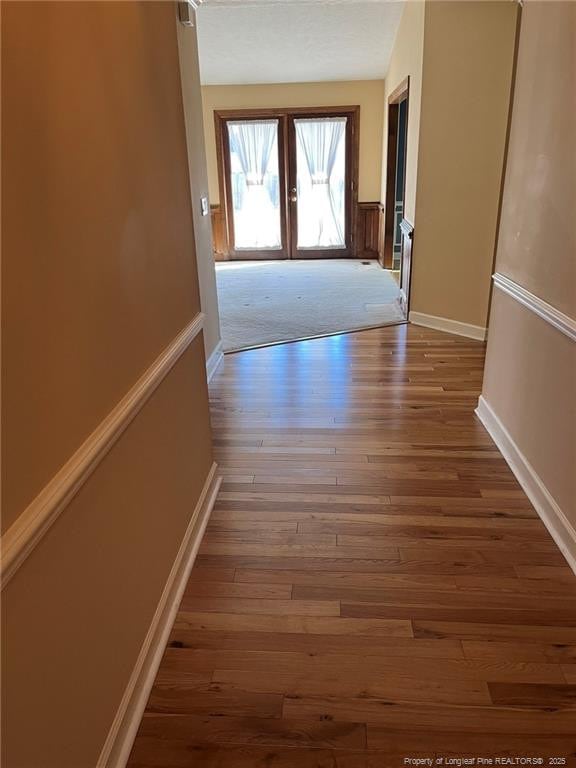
{"left": 129, "top": 325, "right": 576, "bottom": 766}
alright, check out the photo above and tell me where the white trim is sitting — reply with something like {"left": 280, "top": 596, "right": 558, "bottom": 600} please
{"left": 206, "top": 340, "right": 224, "bottom": 381}
{"left": 476, "top": 396, "right": 576, "bottom": 576}
{"left": 1, "top": 313, "right": 205, "bottom": 587}
{"left": 409, "top": 311, "right": 487, "bottom": 341}
{"left": 493, "top": 273, "right": 576, "bottom": 342}
{"left": 178, "top": 0, "right": 202, "bottom": 27}
{"left": 96, "top": 463, "right": 221, "bottom": 768}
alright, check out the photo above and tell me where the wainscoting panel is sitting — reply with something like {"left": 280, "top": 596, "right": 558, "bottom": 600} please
{"left": 355, "top": 202, "right": 383, "bottom": 260}
{"left": 212, "top": 201, "right": 389, "bottom": 262}
{"left": 210, "top": 204, "right": 228, "bottom": 261}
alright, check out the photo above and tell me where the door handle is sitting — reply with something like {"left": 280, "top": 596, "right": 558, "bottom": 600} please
{"left": 289, "top": 187, "right": 297, "bottom": 203}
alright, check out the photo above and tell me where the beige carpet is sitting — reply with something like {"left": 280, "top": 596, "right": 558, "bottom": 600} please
{"left": 216, "top": 259, "right": 404, "bottom": 352}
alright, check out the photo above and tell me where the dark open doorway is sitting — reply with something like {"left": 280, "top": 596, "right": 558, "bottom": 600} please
{"left": 382, "top": 77, "right": 412, "bottom": 315}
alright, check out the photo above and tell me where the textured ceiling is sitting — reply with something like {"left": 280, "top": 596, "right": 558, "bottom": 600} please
{"left": 196, "top": 0, "right": 404, "bottom": 85}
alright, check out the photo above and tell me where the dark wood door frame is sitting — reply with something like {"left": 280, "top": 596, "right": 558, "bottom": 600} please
{"left": 287, "top": 107, "right": 358, "bottom": 259}
{"left": 214, "top": 106, "right": 359, "bottom": 260}
{"left": 382, "top": 77, "right": 409, "bottom": 270}
{"left": 215, "top": 109, "right": 290, "bottom": 260}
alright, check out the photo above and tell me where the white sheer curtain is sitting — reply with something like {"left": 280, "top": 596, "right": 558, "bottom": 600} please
{"left": 295, "top": 117, "right": 346, "bottom": 248}
{"left": 228, "top": 120, "right": 281, "bottom": 249}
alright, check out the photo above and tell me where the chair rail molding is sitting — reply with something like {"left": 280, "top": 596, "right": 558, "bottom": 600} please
{"left": 493, "top": 272, "right": 576, "bottom": 342}
{"left": 1, "top": 312, "right": 205, "bottom": 587}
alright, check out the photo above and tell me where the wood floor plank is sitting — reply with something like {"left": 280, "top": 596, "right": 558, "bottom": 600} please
{"left": 130, "top": 740, "right": 576, "bottom": 768}
{"left": 146, "top": 684, "right": 283, "bottom": 718}
{"left": 128, "top": 324, "right": 576, "bottom": 767}
{"left": 454, "top": 574, "right": 576, "bottom": 596}
{"left": 183, "top": 582, "right": 293, "bottom": 600}
{"left": 462, "top": 640, "right": 576, "bottom": 664}
{"left": 135, "top": 713, "right": 367, "bottom": 749}
{"left": 168, "top": 629, "right": 464, "bottom": 658}
{"left": 196, "top": 553, "right": 519, "bottom": 576}
{"left": 336, "top": 533, "right": 558, "bottom": 551}
{"left": 282, "top": 696, "right": 576, "bottom": 734}
{"left": 202, "top": 531, "right": 337, "bottom": 545}
{"left": 178, "top": 596, "right": 341, "bottom": 616}
{"left": 173, "top": 611, "right": 413, "bottom": 637}
{"left": 213, "top": 667, "right": 491, "bottom": 705}
{"left": 342, "top": 601, "right": 576, "bottom": 627}
{"left": 186, "top": 566, "right": 236, "bottom": 583}
{"left": 413, "top": 620, "right": 576, "bottom": 643}
{"left": 234, "top": 568, "right": 460, "bottom": 591}
{"left": 211, "top": 503, "right": 538, "bottom": 521}
{"left": 298, "top": 516, "right": 547, "bottom": 532}
{"left": 366, "top": 730, "right": 576, "bottom": 757}
{"left": 198, "top": 542, "right": 400, "bottom": 559}
{"left": 488, "top": 682, "right": 576, "bottom": 707}
{"left": 515, "top": 565, "right": 576, "bottom": 580}
{"left": 154, "top": 647, "right": 564, "bottom": 686}
{"left": 562, "top": 665, "right": 576, "bottom": 684}
{"left": 207, "top": 520, "right": 300, "bottom": 532}
{"left": 293, "top": 584, "right": 576, "bottom": 613}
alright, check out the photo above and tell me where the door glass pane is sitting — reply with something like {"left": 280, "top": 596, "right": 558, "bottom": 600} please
{"left": 295, "top": 117, "right": 346, "bottom": 249}
{"left": 227, "top": 120, "right": 281, "bottom": 250}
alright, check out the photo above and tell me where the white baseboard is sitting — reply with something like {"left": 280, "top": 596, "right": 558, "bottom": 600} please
{"left": 206, "top": 341, "right": 224, "bottom": 382}
{"left": 97, "top": 463, "right": 222, "bottom": 768}
{"left": 409, "top": 311, "right": 487, "bottom": 341}
{"left": 476, "top": 396, "right": 576, "bottom": 575}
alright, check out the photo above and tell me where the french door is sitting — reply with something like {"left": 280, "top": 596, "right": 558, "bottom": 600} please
{"left": 216, "top": 107, "right": 358, "bottom": 260}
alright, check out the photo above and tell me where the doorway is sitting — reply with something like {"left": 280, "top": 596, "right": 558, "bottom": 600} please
{"left": 382, "top": 78, "right": 412, "bottom": 314}
{"left": 215, "top": 107, "right": 358, "bottom": 260}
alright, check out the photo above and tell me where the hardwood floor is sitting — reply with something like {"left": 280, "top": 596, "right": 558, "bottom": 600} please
{"left": 128, "top": 324, "right": 576, "bottom": 767}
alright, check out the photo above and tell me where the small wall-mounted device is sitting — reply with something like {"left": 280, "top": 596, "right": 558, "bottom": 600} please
{"left": 178, "top": 0, "right": 202, "bottom": 27}
{"left": 201, "top": 196, "right": 209, "bottom": 217}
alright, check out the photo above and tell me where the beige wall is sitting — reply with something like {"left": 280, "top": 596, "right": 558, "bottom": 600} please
{"left": 1, "top": 2, "right": 214, "bottom": 766}
{"left": 410, "top": 1, "right": 517, "bottom": 329}
{"left": 177, "top": 21, "right": 222, "bottom": 360}
{"left": 202, "top": 80, "right": 385, "bottom": 204}
{"left": 493, "top": 2, "right": 576, "bottom": 319}
{"left": 481, "top": 2, "right": 576, "bottom": 530}
{"left": 381, "top": 0, "right": 425, "bottom": 223}
{"left": 3, "top": 340, "right": 213, "bottom": 768}
{"left": 483, "top": 291, "right": 576, "bottom": 522}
